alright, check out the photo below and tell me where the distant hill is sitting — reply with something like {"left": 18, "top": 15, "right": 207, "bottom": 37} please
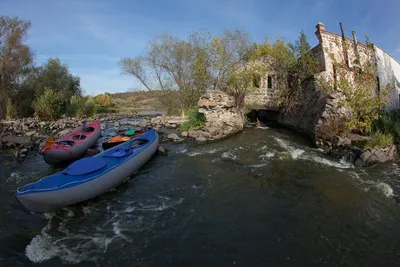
{"left": 110, "top": 90, "right": 159, "bottom": 112}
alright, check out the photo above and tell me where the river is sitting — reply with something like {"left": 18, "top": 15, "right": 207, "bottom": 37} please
{"left": 1, "top": 123, "right": 400, "bottom": 267}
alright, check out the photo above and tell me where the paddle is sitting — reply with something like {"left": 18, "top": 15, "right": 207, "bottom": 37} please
{"left": 79, "top": 121, "right": 87, "bottom": 140}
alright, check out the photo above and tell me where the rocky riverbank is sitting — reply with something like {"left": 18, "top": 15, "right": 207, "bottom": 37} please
{"left": 319, "top": 133, "right": 398, "bottom": 167}
{"left": 0, "top": 113, "right": 164, "bottom": 160}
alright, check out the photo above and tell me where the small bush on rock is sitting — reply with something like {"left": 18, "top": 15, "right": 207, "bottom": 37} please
{"left": 180, "top": 108, "right": 205, "bottom": 131}
{"left": 364, "top": 132, "right": 393, "bottom": 148}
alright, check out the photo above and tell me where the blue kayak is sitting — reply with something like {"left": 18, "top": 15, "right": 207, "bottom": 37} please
{"left": 16, "top": 129, "right": 159, "bottom": 213}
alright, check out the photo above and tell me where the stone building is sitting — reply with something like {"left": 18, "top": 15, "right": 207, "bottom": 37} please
{"left": 246, "top": 22, "right": 400, "bottom": 111}
{"left": 313, "top": 22, "right": 400, "bottom": 110}
{"left": 244, "top": 55, "right": 278, "bottom": 108}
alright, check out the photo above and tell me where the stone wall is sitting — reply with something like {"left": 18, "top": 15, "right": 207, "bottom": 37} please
{"left": 278, "top": 77, "right": 327, "bottom": 143}
{"left": 183, "top": 90, "right": 244, "bottom": 142}
{"left": 315, "top": 22, "right": 375, "bottom": 82}
{"left": 244, "top": 56, "right": 278, "bottom": 107}
{"left": 375, "top": 46, "right": 400, "bottom": 109}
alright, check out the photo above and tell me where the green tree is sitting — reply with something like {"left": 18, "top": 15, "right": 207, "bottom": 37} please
{"left": 226, "top": 62, "right": 267, "bottom": 115}
{"left": 32, "top": 58, "right": 81, "bottom": 115}
{"left": 318, "top": 60, "right": 392, "bottom": 134}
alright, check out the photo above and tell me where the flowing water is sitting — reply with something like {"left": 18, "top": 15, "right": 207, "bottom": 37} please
{"left": 1, "top": 124, "right": 400, "bottom": 267}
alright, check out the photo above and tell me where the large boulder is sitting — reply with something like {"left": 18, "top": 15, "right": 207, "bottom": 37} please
{"left": 186, "top": 90, "right": 244, "bottom": 142}
{"left": 355, "top": 145, "right": 397, "bottom": 167}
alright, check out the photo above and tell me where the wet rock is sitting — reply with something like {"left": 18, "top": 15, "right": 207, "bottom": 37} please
{"left": 332, "top": 135, "right": 351, "bottom": 147}
{"left": 181, "top": 131, "right": 188, "bottom": 137}
{"left": 195, "top": 136, "right": 207, "bottom": 142}
{"left": 167, "top": 133, "right": 183, "bottom": 143}
{"left": 14, "top": 149, "right": 20, "bottom": 159}
{"left": 114, "top": 122, "right": 120, "bottom": 127}
{"left": 157, "top": 145, "right": 167, "bottom": 156}
{"left": 20, "top": 148, "right": 28, "bottom": 158}
{"left": 357, "top": 145, "right": 397, "bottom": 167}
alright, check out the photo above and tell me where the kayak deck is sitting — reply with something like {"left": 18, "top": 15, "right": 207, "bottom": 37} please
{"left": 17, "top": 131, "right": 157, "bottom": 195}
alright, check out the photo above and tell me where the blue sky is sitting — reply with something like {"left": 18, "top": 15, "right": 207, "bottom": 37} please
{"left": 2, "top": 0, "right": 400, "bottom": 95}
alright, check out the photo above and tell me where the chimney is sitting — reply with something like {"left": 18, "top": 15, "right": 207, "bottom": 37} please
{"left": 315, "top": 22, "right": 326, "bottom": 43}
{"left": 339, "top": 22, "right": 350, "bottom": 68}
{"left": 352, "top": 30, "right": 361, "bottom": 67}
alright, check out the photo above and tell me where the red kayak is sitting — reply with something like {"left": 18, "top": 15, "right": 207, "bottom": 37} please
{"left": 41, "top": 120, "right": 101, "bottom": 165}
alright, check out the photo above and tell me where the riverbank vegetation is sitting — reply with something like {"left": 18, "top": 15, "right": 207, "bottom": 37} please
{"left": 119, "top": 29, "right": 266, "bottom": 116}
{"left": 0, "top": 16, "right": 112, "bottom": 121}
{"left": 179, "top": 108, "right": 205, "bottom": 131}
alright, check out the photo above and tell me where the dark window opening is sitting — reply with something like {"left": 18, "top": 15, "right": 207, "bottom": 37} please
{"left": 253, "top": 74, "right": 261, "bottom": 88}
{"left": 377, "top": 76, "right": 380, "bottom": 92}
{"left": 267, "top": 76, "right": 273, "bottom": 89}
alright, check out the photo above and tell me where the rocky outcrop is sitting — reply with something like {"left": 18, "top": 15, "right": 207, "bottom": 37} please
{"left": 185, "top": 90, "right": 244, "bottom": 142}
{"left": 278, "top": 76, "right": 352, "bottom": 147}
{"left": 323, "top": 133, "right": 397, "bottom": 167}
{"left": 278, "top": 77, "right": 327, "bottom": 143}
{"left": 355, "top": 145, "right": 397, "bottom": 167}
{"left": 314, "top": 92, "right": 352, "bottom": 144}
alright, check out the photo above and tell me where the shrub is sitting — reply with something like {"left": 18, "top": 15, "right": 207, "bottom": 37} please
{"left": 372, "top": 109, "right": 400, "bottom": 143}
{"left": 6, "top": 99, "right": 16, "bottom": 119}
{"left": 33, "top": 88, "right": 63, "bottom": 120}
{"left": 180, "top": 108, "right": 205, "bottom": 131}
{"left": 83, "top": 98, "right": 99, "bottom": 117}
{"left": 364, "top": 132, "right": 393, "bottom": 148}
{"left": 66, "top": 94, "right": 87, "bottom": 118}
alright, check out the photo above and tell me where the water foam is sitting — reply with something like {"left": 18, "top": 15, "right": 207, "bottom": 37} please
{"left": 250, "top": 163, "right": 268, "bottom": 168}
{"left": 375, "top": 182, "right": 394, "bottom": 197}
{"left": 25, "top": 196, "right": 185, "bottom": 264}
{"left": 260, "top": 152, "right": 275, "bottom": 159}
{"left": 188, "top": 148, "right": 218, "bottom": 157}
{"left": 221, "top": 151, "right": 237, "bottom": 160}
{"left": 274, "top": 137, "right": 304, "bottom": 159}
{"left": 304, "top": 155, "right": 353, "bottom": 169}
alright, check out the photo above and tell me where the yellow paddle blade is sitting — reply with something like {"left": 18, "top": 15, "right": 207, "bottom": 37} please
{"left": 44, "top": 137, "right": 55, "bottom": 148}
{"left": 121, "top": 136, "right": 131, "bottom": 141}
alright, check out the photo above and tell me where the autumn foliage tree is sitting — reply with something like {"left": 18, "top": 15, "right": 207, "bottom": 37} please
{"left": 0, "top": 16, "right": 33, "bottom": 118}
{"left": 119, "top": 29, "right": 254, "bottom": 115}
